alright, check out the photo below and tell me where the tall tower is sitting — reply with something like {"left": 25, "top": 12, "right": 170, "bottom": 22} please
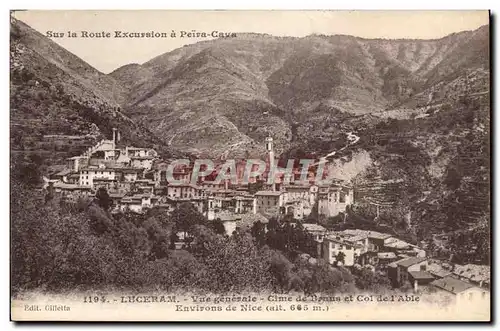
{"left": 265, "top": 135, "right": 275, "bottom": 191}
{"left": 112, "top": 127, "right": 117, "bottom": 150}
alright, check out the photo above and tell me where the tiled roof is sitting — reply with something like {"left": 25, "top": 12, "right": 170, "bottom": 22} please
{"left": 302, "top": 223, "right": 327, "bottom": 232}
{"left": 453, "top": 264, "right": 490, "bottom": 283}
{"left": 236, "top": 213, "right": 269, "bottom": 229}
{"left": 395, "top": 256, "right": 427, "bottom": 268}
{"left": 283, "top": 184, "right": 313, "bottom": 190}
{"left": 323, "top": 236, "right": 345, "bottom": 245}
{"left": 409, "top": 271, "right": 434, "bottom": 280}
{"left": 214, "top": 211, "right": 242, "bottom": 222}
{"left": 384, "top": 239, "right": 410, "bottom": 249}
{"left": 341, "top": 229, "right": 392, "bottom": 240}
{"left": 127, "top": 147, "right": 151, "bottom": 150}
{"left": 430, "top": 276, "right": 475, "bottom": 294}
{"left": 54, "top": 169, "right": 72, "bottom": 177}
{"left": 368, "top": 231, "right": 393, "bottom": 240}
{"left": 234, "top": 195, "right": 255, "bottom": 200}
{"left": 167, "top": 183, "right": 201, "bottom": 188}
{"left": 426, "top": 261, "right": 453, "bottom": 279}
{"left": 378, "top": 252, "right": 397, "bottom": 259}
{"left": 255, "top": 191, "right": 282, "bottom": 196}
{"left": 347, "top": 234, "right": 369, "bottom": 242}
{"left": 324, "top": 235, "right": 360, "bottom": 247}
{"left": 429, "top": 269, "right": 452, "bottom": 279}
{"left": 130, "top": 156, "right": 155, "bottom": 160}
{"left": 53, "top": 182, "right": 91, "bottom": 190}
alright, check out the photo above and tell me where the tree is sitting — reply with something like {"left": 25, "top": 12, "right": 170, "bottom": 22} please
{"left": 289, "top": 222, "right": 317, "bottom": 257}
{"left": 267, "top": 249, "right": 293, "bottom": 292}
{"left": 170, "top": 202, "right": 206, "bottom": 239}
{"left": 335, "top": 252, "right": 346, "bottom": 266}
{"left": 11, "top": 182, "right": 122, "bottom": 293}
{"left": 189, "top": 225, "right": 220, "bottom": 258}
{"left": 147, "top": 250, "right": 207, "bottom": 290}
{"left": 44, "top": 184, "right": 55, "bottom": 204}
{"left": 352, "top": 267, "right": 392, "bottom": 293}
{"left": 248, "top": 180, "right": 264, "bottom": 195}
{"left": 144, "top": 207, "right": 172, "bottom": 227}
{"left": 11, "top": 153, "right": 43, "bottom": 186}
{"left": 143, "top": 218, "right": 171, "bottom": 260}
{"left": 95, "top": 187, "right": 112, "bottom": 211}
{"left": 304, "top": 201, "right": 319, "bottom": 223}
{"left": 309, "top": 261, "right": 347, "bottom": 294}
{"left": 267, "top": 217, "right": 280, "bottom": 232}
{"left": 250, "top": 221, "right": 266, "bottom": 247}
{"left": 189, "top": 226, "right": 274, "bottom": 292}
{"left": 212, "top": 218, "right": 226, "bottom": 235}
{"left": 169, "top": 231, "right": 179, "bottom": 249}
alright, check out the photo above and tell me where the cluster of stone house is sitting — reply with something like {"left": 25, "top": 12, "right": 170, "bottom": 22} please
{"left": 254, "top": 182, "right": 353, "bottom": 219}
{"left": 46, "top": 131, "right": 489, "bottom": 303}
{"left": 388, "top": 257, "right": 490, "bottom": 304}
{"left": 48, "top": 130, "right": 355, "bottom": 235}
{"left": 319, "top": 229, "right": 425, "bottom": 269}
{"left": 297, "top": 224, "right": 490, "bottom": 304}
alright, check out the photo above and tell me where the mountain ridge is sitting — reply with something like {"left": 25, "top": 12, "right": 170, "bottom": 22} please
{"left": 106, "top": 24, "right": 488, "bottom": 159}
{"left": 10, "top": 17, "right": 186, "bottom": 176}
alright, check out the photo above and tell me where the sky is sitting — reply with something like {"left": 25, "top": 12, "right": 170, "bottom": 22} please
{"left": 12, "top": 10, "right": 490, "bottom": 74}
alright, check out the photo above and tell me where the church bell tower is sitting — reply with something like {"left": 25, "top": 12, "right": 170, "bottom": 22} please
{"left": 265, "top": 135, "right": 276, "bottom": 191}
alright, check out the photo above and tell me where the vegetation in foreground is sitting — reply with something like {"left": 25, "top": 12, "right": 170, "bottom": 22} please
{"left": 11, "top": 179, "right": 395, "bottom": 296}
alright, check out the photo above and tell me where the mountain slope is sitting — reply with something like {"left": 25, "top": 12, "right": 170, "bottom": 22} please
{"left": 10, "top": 17, "right": 183, "bottom": 179}
{"left": 11, "top": 18, "right": 127, "bottom": 105}
{"left": 110, "top": 26, "right": 489, "bottom": 158}
{"left": 109, "top": 24, "right": 489, "bottom": 256}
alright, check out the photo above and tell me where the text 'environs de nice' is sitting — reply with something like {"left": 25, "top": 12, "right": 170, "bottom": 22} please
{"left": 45, "top": 30, "right": 237, "bottom": 39}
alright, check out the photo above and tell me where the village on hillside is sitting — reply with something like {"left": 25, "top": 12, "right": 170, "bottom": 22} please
{"left": 43, "top": 128, "right": 490, "bottom": 303}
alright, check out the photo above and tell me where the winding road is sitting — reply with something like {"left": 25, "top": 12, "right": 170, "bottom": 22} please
{"left": 312, "top": 131, "right": 360, "bottom": 166}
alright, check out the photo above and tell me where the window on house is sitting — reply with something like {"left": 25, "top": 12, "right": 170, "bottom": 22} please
{"left": 420, "top": 265, "right": 427, "bottom": 271}
{"left": 339, "top": 192, "right": 346, "bottom": 203}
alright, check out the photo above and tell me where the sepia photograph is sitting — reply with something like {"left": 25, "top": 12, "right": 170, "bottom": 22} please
{"left": 9, "top": 10, "right": 491, "bottom": 322}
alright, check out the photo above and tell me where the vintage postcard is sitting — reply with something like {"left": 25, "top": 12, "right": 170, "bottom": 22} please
{"left": 10, "top": 10, "right": 491, "bottom": 322}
